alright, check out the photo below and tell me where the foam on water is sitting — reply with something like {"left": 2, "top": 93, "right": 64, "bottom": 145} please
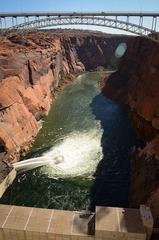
{"left": 13, "top": 129, "right": 103, "bottom": 178}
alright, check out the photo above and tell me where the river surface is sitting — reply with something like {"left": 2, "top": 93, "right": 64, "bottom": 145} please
{"left": 0, "top": 72, "right": 138, "bottom": 211}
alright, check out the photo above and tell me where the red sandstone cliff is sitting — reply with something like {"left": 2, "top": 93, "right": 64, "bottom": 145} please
{"left": 103, "top": 36, "right": 159, "bottom": 222}
{"left": 0, "top": 30, "right": 128, "bottom": 162}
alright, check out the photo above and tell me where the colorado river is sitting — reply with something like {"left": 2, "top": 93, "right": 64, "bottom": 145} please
{"left": 0, "top": 72, "right": 138, "bottom": 210}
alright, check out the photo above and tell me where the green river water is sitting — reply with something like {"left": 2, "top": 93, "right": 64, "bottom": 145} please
{"left": 0, "top": 72, "right": 138, "bottom": 211}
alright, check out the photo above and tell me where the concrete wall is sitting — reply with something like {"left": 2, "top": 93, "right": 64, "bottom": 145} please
{"left": 0, "top": 169, "right": 16, "bottom": 198}
{"left": 0, "top": 205, "right": 147, "bottom": 240}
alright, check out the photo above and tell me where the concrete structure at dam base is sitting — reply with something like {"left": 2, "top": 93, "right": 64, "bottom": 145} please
{"left": 0, "top": 203, "right": 153, "bottom": 240}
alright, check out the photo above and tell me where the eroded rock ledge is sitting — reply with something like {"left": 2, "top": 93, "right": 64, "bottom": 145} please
{"left": 103, "top": 36, "right": 159, "bottom": 222}
{"left": 0, "top": 30, "right": 129, "bottom": 162}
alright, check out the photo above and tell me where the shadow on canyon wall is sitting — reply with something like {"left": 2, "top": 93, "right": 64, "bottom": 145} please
{"left": 89, "top": 92, "right": 139, "bottom": 211}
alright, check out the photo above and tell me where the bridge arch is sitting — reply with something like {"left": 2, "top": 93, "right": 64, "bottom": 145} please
{"left": 6, "top": 16, "right": 155, "bottom": 37}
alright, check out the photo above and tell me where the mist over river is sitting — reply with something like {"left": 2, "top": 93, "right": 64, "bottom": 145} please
{"left": 0, "top": 72, "right": 139, "bottom": 210}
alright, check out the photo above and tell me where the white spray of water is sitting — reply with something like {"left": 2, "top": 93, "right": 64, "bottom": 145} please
{"left": 13, "top": 129, "right": 103, "bottom": 178}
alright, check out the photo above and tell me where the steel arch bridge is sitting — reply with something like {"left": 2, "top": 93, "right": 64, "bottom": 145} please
{"left": 1, "top": 12, "right": 159, "bottom": 39}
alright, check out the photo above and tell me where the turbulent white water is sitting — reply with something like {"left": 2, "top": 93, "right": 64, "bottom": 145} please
{"left": 14, "top": 129, "right": 103, "bottom": 178}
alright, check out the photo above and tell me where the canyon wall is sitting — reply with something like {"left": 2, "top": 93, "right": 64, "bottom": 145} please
{"left": 103, "top": 36, "right": 159, "bottom": 222}
{"left": 0, "top": 30, "right": 128, "bottom": 162}
{"left": 1, "top": 29, "right": 159, "bottom": 224}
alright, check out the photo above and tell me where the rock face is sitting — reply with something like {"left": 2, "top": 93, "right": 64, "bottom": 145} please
{"left": 0, "top": 30, "right": 128, "bottom": 161}
{"left": 103, "top": 36, "right": 159, "bottom": 222}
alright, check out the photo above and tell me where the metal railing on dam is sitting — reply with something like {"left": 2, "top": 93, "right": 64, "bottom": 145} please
{"left": 0, "top": 12, "right": 159, "bottom": 39}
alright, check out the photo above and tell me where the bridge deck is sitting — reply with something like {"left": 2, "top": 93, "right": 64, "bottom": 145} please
{"left": 0, "top": 12, "right": 159, "bottom": 17}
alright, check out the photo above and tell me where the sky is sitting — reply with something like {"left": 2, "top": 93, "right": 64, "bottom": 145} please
{"left": 0, "top": 0, "right": 159, "bottom": 12}
{"left": 0, "top": 0, "right": 159, "bottom": 34}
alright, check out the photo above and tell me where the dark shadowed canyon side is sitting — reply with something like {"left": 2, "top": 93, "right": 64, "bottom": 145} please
{"left": 102, "top": 36, "right": 159, "bottom": 224}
